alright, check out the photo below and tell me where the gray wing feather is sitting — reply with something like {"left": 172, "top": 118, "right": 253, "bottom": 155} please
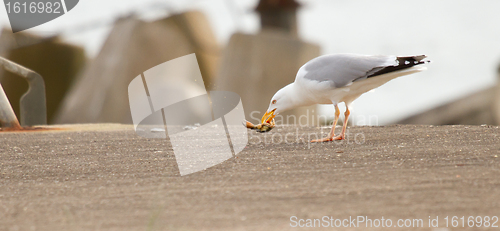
{"left": 302, "top": 54, "right": 397, "bottom": 88}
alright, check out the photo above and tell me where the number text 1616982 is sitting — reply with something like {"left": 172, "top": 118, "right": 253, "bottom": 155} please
{"left": 5, "top": 1, "right": 62, "bottom": 14}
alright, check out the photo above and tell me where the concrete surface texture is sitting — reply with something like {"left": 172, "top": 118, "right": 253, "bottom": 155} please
{"left": 0, "top": 124, "right": 499, "bottom": 230}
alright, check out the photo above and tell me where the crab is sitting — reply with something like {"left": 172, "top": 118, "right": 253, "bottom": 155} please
{"left": 243, "top": 109, "right": 277, "bottom": 133}
{"left": 244, "top": 120, "right": 275, "bottom": 133}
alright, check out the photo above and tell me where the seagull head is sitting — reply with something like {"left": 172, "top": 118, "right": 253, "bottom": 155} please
{"left": 261, "top": 85, "right": 294, "bottom": 124}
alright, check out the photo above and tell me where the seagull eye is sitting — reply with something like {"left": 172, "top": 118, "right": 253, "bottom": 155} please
{"left": 272, "top": 100, "right": 277, "bottom": 104}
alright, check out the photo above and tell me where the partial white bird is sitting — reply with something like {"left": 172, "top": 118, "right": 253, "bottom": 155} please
{"left": 259, "top": 53, "right": 429, "bottom": 142}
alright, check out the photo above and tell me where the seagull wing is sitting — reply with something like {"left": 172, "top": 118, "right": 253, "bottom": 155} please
{"left": 300, "top": 54, "right": 427, "bottom": 88}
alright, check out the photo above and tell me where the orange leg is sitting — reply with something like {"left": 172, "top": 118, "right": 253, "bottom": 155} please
{"left": 332, "top": 106, "right": 350, "bottom": 140}
{"left": 312, "top": 105, "right": 350, "bottom": 142}
{"left": 311, "top": 104, "right": 340, "bottom": 142}
{"left": 329, "top": 104, "right": 340, "bottom": 137}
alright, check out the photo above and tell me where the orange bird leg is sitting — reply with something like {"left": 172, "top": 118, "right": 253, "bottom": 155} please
{"left": 330, "top": 104, "right": 340, "bottom": 137}
{"left": 311, "top": 104, "right": 341, "bottom": 143}
{"left": 311, "top": 105, "right": 349, "bottom": 142}
{"left": 332, "top": 106, "right": 350, "bottom": 140}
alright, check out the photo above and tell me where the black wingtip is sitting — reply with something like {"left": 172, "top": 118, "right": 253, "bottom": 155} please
{"left": 366, "top": 55, "right": 429, "bottom": 79}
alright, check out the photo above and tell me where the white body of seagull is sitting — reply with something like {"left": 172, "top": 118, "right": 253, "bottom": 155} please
{"left": 260, "top": 53, "right": 429, "bottom": 142}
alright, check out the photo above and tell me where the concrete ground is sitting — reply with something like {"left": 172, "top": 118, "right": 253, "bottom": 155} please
{"left": 0, "top": 124, "right": 499, "bottom": 231}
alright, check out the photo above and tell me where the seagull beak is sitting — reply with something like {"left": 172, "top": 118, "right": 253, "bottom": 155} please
{"left": 261, "top": 108, "right": 277, "bottom": 124}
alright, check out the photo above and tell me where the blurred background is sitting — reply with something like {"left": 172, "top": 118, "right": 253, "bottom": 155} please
{"left": 0, "top": 0, "right": 499, "bottom": 127}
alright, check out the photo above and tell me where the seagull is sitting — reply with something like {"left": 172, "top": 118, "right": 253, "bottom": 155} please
{"left": 260, "top": 54, "right": 429, "bottom": 142}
